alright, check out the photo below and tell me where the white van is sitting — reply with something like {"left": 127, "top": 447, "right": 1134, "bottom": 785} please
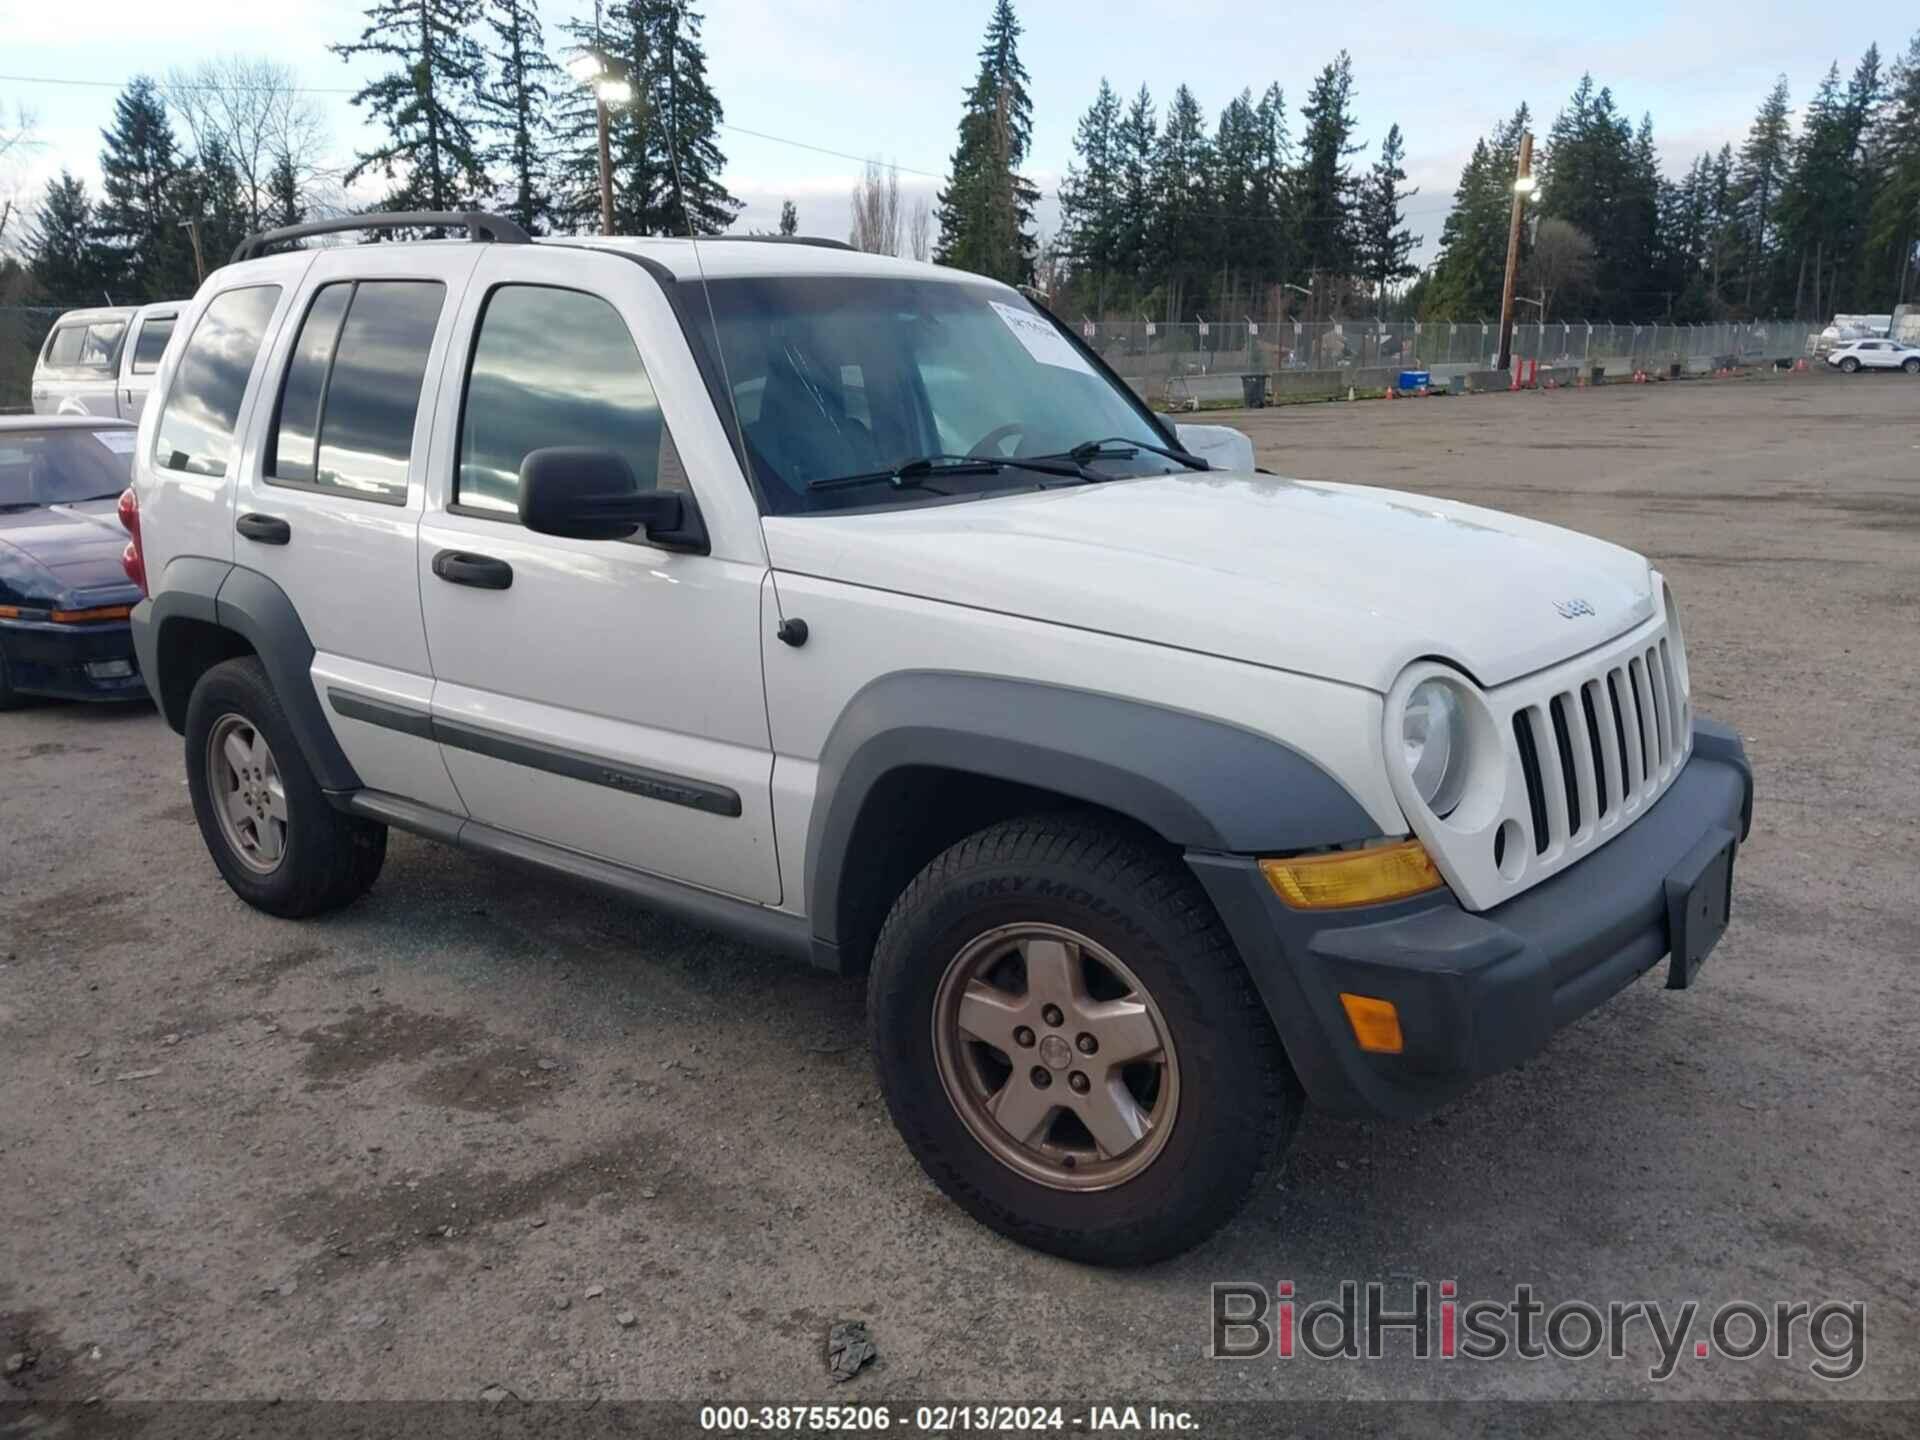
{"left": 31, "top": 302, "right": 184, "bottom": 421}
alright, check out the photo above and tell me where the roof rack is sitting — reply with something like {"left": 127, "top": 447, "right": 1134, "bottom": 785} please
{"left": 705, "top": 235, "right": 856, "bottom": 252}
{"left": 230, "top": 211, "right": 533, "bottom": 265}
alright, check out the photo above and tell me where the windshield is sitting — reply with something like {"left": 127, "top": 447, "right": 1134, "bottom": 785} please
{"left": 683, "top": 275, "right": 1175, "bottom": 513}
{"left": 0, "top": 427, "right": 136, "bottom": 508}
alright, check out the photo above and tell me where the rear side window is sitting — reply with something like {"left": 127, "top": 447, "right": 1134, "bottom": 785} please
{"left": 456, "top": 285, "right": 675, "bottom": 517}
{"left": 41, "top": 320, "right": 123, "bottom": 373}
{"left": 153, "top": 286, "right": 282, "bottom": 478}
{"left": 130, "top": 317, "right": 177, "bottom": 374}
{"left": 268, "top": 280, "right": 444, "bottom": 504}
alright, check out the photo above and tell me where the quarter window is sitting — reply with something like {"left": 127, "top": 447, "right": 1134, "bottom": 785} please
{"left": 153, "top": 286, "right": 282, "bottom": 479}
{"left": 268, "top": 280, "right": 444, "bottom": 504}
{"left": 130, "top": 316, "right": 177, "bottom": 374}
{"left": 456, "top": 285, "right": 676, "bottom": 517}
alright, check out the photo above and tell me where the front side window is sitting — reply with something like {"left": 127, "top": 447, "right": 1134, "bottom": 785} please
{"left": 456, "top": 285, "right": 675, "bottom": 517}
{"left": 130, "top": 316, "right": 177, "bottom": 374}
{"left": 153, "top": 286, "right": 282, "bottom": 478}
{"left": 268, "top": 280, "right": 444, "bottom": 504}
{"left": 685, "top": 275, "right": 1173, "bottom": 514}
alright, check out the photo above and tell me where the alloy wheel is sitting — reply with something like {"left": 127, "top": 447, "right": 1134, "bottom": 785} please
{"left": 931, "top": 922, "right": 1180, "bottom": 1191}
{"left": 207, "top": 713, "right": 288, "bottom": 874}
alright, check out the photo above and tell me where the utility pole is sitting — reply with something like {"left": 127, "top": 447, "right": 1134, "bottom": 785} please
{"left": 177, "top": 219, "right": 206, "bottom": 285}
{"left": 595, "top": 0, "right": 614, "bottom": 236}
{"left": 1495, "top": 129, "right": 1534, "bottom": 372}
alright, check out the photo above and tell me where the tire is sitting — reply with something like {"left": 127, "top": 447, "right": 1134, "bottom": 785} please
{"left": 184, "top": 656, "right": 386, "bottom": 917}
{"left": 1839, "top": 356, "right": 1860, "bottom": 373}
{"left": 1904, "top": 358, "right": 1919, "bottom": 375}
{"left": 869, "top": 812, "right": 1301, "bottom": 1265}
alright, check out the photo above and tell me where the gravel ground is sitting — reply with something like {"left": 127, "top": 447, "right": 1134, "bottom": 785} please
{"left": 1, "top": 372, "right": 1915, "bottom": 1412}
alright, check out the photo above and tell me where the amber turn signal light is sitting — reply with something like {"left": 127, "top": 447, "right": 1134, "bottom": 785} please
{"left": 1259, "top": 839, "right": 1444, "bottom": 910}
{"left": 1338, "top": 993, "right": 1405, "bottom": 1054}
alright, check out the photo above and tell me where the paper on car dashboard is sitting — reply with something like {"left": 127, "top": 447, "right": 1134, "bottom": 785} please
{"left": 992, "top": 301, "right": 1095, "bottom": 376}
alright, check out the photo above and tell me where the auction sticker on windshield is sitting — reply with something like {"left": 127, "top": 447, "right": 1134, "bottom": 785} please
{"left": 94, "top": 430, "right": 139, "bottom": 454}
{"left": 991, "top": 301, "right": 1095, "bottom": 375}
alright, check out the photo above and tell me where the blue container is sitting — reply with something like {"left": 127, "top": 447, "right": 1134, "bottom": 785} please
{"left": 1397, "top": 369, "right": 1432, "bottom": 392}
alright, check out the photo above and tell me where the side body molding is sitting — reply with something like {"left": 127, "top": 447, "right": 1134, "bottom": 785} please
{"left": 803, "top": 671, "right": 1381, "bottom": 953}
{"left": 131, "top": 561, "right": 361, "bottom": 792}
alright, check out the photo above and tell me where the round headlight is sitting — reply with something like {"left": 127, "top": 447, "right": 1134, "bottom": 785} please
{"left": 1403, "top": 679, "right": 1468, "bottom": 817}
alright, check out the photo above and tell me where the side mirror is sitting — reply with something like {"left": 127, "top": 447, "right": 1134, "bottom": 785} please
{"left": 1173, "top": 423, "right": 1255, "bottom": 474}
{"left": 517, "top": 447, "right": 707, "bottom": 551}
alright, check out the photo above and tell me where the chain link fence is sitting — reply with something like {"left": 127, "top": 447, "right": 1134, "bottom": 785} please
{"left": 1067, "top": 318, "right": 1815, "bottom": 407}
{"left": 1, "top": 306, "right": 64, "bottom": 414}
{"left": 4, "top": 300, "right": 1817, "bottom": 415}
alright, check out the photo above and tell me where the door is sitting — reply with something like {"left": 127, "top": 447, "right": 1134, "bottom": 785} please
{"left": 229, "top": 245, "right": 482, "bottom": 816}
{"left": 121, "top": 310, "right": 178, "bottom": 420}
{"left": 416, "top": 246, "right": 781, "bottom": 904}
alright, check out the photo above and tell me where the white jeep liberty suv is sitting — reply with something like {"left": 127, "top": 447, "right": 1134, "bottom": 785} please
{"left": 124, "top": 213, "right": 1753, "bottom": 1264}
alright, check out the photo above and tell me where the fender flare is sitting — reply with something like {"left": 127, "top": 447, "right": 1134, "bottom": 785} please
{"left": 132, "top": 560, "right": 361, "bottom": 792}
{"left": 803, "top": 671, "right": 1381, "bottom": 952}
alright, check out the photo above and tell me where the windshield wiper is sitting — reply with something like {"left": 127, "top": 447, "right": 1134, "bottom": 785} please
{"left": 1053, "top": 436, "right": 1210, "bottom": 471}
{"left": 806, "top": 452, "right": 1083, "bottom": 494}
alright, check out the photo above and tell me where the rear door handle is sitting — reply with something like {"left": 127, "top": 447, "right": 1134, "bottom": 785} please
{"left": 235, "top": 513, "right": 291, "bottom": 545}
{"left": 432, "top": 549, "right": 513, "bottom": 590}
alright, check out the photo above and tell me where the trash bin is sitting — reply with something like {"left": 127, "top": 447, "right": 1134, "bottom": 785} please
{"left": 1241, "top": 373, "right": 1268, "bottom": 408}
{"left": 1668, "top": 362, "right": 1682, "bottom": 379}
{"left": 1589, "top": 364, "right": 1606, "bottom": 384}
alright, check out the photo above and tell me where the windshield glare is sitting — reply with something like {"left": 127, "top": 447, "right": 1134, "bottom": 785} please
{"left": 686, "top": 276, "right": 1173, "bottom": 513}
{"left": 0, "top": 429, "right": 136, "bottom": 508}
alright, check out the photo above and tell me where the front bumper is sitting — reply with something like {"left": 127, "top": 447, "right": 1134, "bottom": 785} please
{"left": 1190, "top": 716, "right": 1753, "bottom": 1119}
{"left": 0, "top": 616, "right": 146, "bottom": 702}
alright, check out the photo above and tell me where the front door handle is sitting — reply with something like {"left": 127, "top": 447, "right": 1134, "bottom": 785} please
{"left": 235, "top": 513, "right": 291, "bottom": 545}
{"left": 432, "top": 549, "right": 513, "bottom": 590}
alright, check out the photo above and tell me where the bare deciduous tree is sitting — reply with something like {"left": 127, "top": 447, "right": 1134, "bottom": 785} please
{"left": 907, "top": 194, "right": 931, "bottom": 262}
{"left": 163, "top": 56, "right": 332, "bottom": 229}
{"left": 0, "top": 98, "right": 40, "bottom": 251}
{"left": 849, "top": 158, "right": 902, "bottom": 256}
{"left": 1524, "top": 217, "right": 1596, "bottom": 320}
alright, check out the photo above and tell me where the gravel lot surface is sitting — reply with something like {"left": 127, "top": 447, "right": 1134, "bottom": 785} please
{"left": 2, "top": 372, "right": 1915, "bottom": 1414}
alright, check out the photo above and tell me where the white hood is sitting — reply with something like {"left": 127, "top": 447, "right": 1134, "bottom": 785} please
{"left": 762, "top": 472, "right": 1655, "bottom": 693}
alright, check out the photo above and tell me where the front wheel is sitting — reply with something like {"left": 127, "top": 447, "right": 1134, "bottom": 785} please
{"left": 869, "top": 814, "right": 1301, "bottom": 1264}
{"left": 1839, "top": 356, "right": 1860, "bottom": 373}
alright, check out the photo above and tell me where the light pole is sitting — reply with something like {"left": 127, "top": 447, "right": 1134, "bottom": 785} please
{"left": 1495, "top": 130, "right": 1535, "bottom": 372}
{"left": 567, "top": 37, "right": 632, "bottom": 236}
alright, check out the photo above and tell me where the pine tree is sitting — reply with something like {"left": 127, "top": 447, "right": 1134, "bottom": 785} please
{"left": 1147, "top": 84, "right": 1213, "bottom": 319}
{"left": 934, "top": 0, "right": 1039, "bottom": 285}
{"left": 95, "top": 77, "right": 193, "bottom": 298}
{"left": 178, "top": 136, "right": 250, "bottom": 278}
{"left": 1356, "top": 122, "right": 1420, "bottom": 311}
{"left": 1780, "top": 53, "right": 1883, "bottom": 318}
{"left": 26, "top": 172, "right": 109, "bottom": 302}
{"left": 1110, "top": 85, "right": 1157, "bottom": 299}
{"left": 1864, "top": 31, "right": 1920, "bottom": 304}
{"left": 267, "top": 152, "right": 306, "bottom": 230}
{"left": 1291, "top": 52, "right": 1363, "bottom": 285}
{"left": 1249, "top": 83, "right": 1294, "bottom": 294}
{"left": 1210, "top": 90, "right": 1261, "bottom": 292}
{"left": 332, "top": 0, "right": 490, "bottom": 213}
{"left": 1731, "top": 76, "right": 1793, "bottom": 312}
{"left": 778, "top": 199, "right": 798, "bottom": 236}
{"left": 477, "top": 0, "right": 558, "bottom": 233}
{"left": 1058, "top": 78, "right": 1124, "bottom": 296}
{"left": 642, "top": 0, "right": 740, "bottom": 235}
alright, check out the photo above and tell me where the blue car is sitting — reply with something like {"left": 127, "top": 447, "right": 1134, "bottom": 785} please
{"left": 0, "top": 415, "right": 147, "bottom": 706}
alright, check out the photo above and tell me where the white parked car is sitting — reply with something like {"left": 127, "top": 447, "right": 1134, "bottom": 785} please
{"left": 1825, "top": 337, "right": 1920, "bottom": 373}
{"left": 123, "top": 212, "right": 1753, "bottom": 1263}
{"left": 31, "top": 301, "right": 184, "bottom": 420}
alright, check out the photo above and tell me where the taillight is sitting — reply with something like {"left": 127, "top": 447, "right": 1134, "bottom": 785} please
{"left": 118, "top": 486, "right": 148, "bottom": 597}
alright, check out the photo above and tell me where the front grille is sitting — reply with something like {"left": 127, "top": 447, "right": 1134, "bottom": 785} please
{"left": 1510, "top": 636, "right": 1688, "bottom": 855}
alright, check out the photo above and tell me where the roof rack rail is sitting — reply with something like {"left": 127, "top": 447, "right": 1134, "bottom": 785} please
{"left": 705, "top": 235, "right": 857, "bottom": 252}
{"left": 230, "top": 211, "right": 533, "bottom": 265}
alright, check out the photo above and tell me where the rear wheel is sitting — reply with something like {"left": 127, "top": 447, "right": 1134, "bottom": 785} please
{"left": 1904, "top": 357, "right": 1919, "bottom": 375}
{"left": 185, "top": 656, "right": 385, "bottom": 917}
{"left": 1839, "top": 356, "right": 1860, "bottom": 373}
{"left": 869, "top": 813, "right": 1300, "bottom": 1264}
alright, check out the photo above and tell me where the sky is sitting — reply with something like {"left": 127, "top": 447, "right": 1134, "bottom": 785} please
{"left": 2, "top": 0, "right": 1913, "bottom": 265}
